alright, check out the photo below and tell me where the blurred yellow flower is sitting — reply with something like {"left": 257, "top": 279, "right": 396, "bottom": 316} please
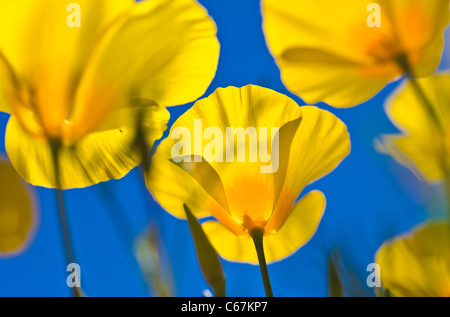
{"left": 376, "top": 222, "right": 450, "bottom": 297}
{"left": 147, "top": 85, "right": 350, "bottom": 264}
{"left": 376, "top": 73, "right": 450, "bottom": 183}
{"left": 0, "top": 0, "right": 219, "bottom": 188}
{"left": 262, "top": 0, "right": 450, "bottom": 107}
{"left": 0, "top": 158, "right": 36, "bottom": 256}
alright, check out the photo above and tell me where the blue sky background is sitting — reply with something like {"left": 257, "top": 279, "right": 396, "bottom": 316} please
{"left": 1, "top": 0, "right": 449, "bottom": 297}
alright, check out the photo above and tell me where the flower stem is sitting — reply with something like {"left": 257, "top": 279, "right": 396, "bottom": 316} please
{"left": 50, "top": 140, "right": 82, "bottom": 297}
{"left": 407, "top": 75, "right": 450, "bottom": 220}
{"left": 397, "top": 56, "right": 444, "bottom": 135}
{"left": 250, "top": 227, "right": 273, "bottom": 297}
{"left": 397, "top": 56, "right": 450, "bottom": 221}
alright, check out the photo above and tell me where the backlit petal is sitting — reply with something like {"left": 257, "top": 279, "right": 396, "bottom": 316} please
{"left": 376, "top": 222, "right": 450, "bottom": 297}
{"left": 68, "top": 0, "right": 219, "bottom": 142}
{"left": 201, "top": 220, "right": 257, "bottom": 264}
{"left": 0, "top": 54, "right": 12, "bottom": 114}
{"left": 266, "top": 106, "right": 350, "bottom": 231}
{"left": 146, "top": 153, "right": 244, "bottom": 235}
{"left": 0, "top": 89, "right": 7, "bottom": 113}
{"left": 147, "top": 85, "right": 303, "bottom": 232}
{"left": 0, "top": 0, "right": 134, "bottom": 137}
{"left": 262, "top": 0, "right": 449, "bottom": 107}
{"left": 272, "top": 47, "right": 394, "bottom": 107}
{"left": 377, "top": 73, "right": 450, "bottom": 182}
{"left": 203, "top": 191, "right": 325, "bottom": 264}
{"left": 5, "top": 104, "right": 169, "bottom": 189}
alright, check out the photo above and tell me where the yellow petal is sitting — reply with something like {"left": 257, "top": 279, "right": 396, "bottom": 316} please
{"left": 266, "top": 106, "right": 350, "bottom": 231}
{"left": 203, "top": 190, "right": 325, "bottom": 264}
{"left": 147, "top": 85, "right": 303, "bottom": 232}
{"left": 376, "top": 135, "right": 443, "bottom": 182}
{"left": 0, "top": 67, "right": 8, "bottom": 114}
{"left": 0, "top": 89, "right": 7, "bottom": 113}
{"left": 187, "top": 85, "right": 302, "bottom": 130}
{"left": 5, "top": 104, "right": 169, "bottom": 189}
{"left": 384, "top": 0, "right": 449, "bottom": 78}
{"left": 262, "top": 0, "right": 392, "bottom": 107}
{"left": 402, "top": 17, "right": 446, "bottom": 78}
{"left": 376, "top": 222, "right": 450, "bottom": 297}
{"left": 262, "top": 0, "right": 449, "bottom": 107}
{"left": 272, "top": 47, "right": 394, "bottom": 107}
{"left": 0, "top": 0, "right": 134, "bottom": 137}
{"left": 272, "top": 117, "right": 303, "bottom": 204}
{"left": 0, "top": 51, "right": 16, "bottom": 114}
{"left": 146, "top": 154, "right": 244, "bottom": 235}
{"left": 377, "top": 73, "right": 450, "bottom": 182}
{"left": 68, "top": 0, "right": 219, "bottom": 142}
{"left": 0, "top": 158, "right": 36, "bottom": 255}
{"left": 385, "top": 0, "right": 450, "bottom": 51}
{"left": 201, "top": 220, "right": 257, "bottom": 264}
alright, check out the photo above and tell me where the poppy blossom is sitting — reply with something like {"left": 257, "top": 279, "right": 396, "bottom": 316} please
{"left": 262, "top": 0, "right": 449, "bottom": 107}
{"left": 376, "top": 222, "right": 450, "bottom": 297}
{"left": 0, "top": 0, "right": 219, "bottom": 188}
{"left": 146, "top": 85, "right": 351, "bottom": 264}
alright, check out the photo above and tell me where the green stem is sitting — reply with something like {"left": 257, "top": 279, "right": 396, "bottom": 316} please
{"left": 408, "top": 75, "right": 450, "bottom": 219}
{"left": 397, "top": 55, "right": 444, "bottom": 135}
{"left": 50, "top": 140, "right": 82, "bottom": 297}
{"left": 397, "top": 56, "right": 450, "bottom": 220}
{"left": 250, "top": 227, "right": 273, "bottom": 297}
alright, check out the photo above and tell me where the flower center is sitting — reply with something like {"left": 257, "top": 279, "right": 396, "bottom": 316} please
{"left": 352, "top": 3, "right": 431, "bottom": 77}
{"left": 10, "top": 82, "right": 73, "bottom": 142}
{"left": 222, "top": 169, "right": 275, "bottom": 234}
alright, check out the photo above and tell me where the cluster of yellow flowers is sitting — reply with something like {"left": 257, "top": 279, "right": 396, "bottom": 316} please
{"left": 1, "top": 0, "right": 450, "bottom": 297}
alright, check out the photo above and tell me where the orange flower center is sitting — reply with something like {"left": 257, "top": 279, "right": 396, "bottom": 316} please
{"left": 352, "top": 3, "right": 432, "bottom": 77}
{"left": 10, "top": 81, "right": 73, "bottom": 142}
{"left": 222, "top": 169, "right": 275, "bottom": 234}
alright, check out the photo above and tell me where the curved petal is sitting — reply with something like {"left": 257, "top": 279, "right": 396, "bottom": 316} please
{"left": 377, "top": 73, "right": 450, "bottom": 182}
{"left": 203, "top": 190, "right": 325, "bottom": 264}
{"left": 68, "top": 0, "right": 220, "bottom": 142}
{"left": 273, "top": 47, "right": 395, "bottom": 107}
{"left": 405, "top": 20, "right": 446, "bottom": 78}
{"left": 262, "top": 0, "right": 375, "bottom": 62}
{"left": 187, "top": 85, "right": 303, "bottom": 130}
{"left": 384, "top": 0, "right": 449, "bottom": 77}
{"left": 202, "top": 220, "right": 257, "bottom": 264}
{"left": 0, "top": 89, "right": 7, "bottom": 113}
{"left": 5, "top": 104, "right": 169, "bottom": 189}
{"left": 0, "top": 159, "right": 36, "bottom": 255}
{"left": 262, "top": 0, "right": 394, "bottom": 107}
{"left": 146, "top": 153, "right": 244, "bottom": 235}
{"left": 266, "top": 106, "right": 350, "bottom": 231}
{"left": 376, "top": 222, "right": 450, "bottom": 297}
{"left": 158, "top": 85, "right": 302, "bottom": 181}
{"left": 0, "top": 0, "right": 134, "bottom": 137}
{"left": 387, "top": 75, "right": 450, "bottom": 134}
{"left": 376, "top": 135, "right": 443, "bottom": 182}
{"left": 0, "top": 55, "right": 11, "bottom": 114}
{"left": 147, "top": 85, "right": 303, "bottom": 231}
{"left": 384, "top": 0, "right": 450, "bottom": 52}
{"left": 262, "top": 0, "right": 449, "bottom": 107}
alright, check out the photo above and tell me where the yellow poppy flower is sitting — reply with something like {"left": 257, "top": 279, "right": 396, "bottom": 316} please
{"left": 0, "top": 0, "right": 219, "bottom": 188}
{"left": 262, "top": 0, "right": 450, "bottom": 107}
{"left": 146, "top": 85, "right": 351, "bottom": 264}
{"left": 376, "top": 222, "right": 450, "bottom": 297}
{"left": 376, "top": 73, "right": 450, "bottom": 183}
{"left": 0, "top": 158, "right": 36, "bottom": 256}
